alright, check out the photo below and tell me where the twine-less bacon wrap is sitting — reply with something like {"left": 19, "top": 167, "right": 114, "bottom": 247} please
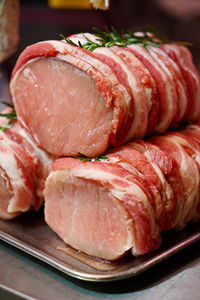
{"left": 44, "top": 124, "right": 200, "bottom": 260}
{"left": 4, "top": 29, "right": 200, "bottom": 259}
{"left": 0, "top": 108, "right": 54, "bottom": 219}
{"left": 10, "top": 30, "right": 200, "bottom": 157}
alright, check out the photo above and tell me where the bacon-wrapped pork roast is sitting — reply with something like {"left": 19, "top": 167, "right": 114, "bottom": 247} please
{"left": 10, "top": 31, "right": 200, "bottom": 157}
{"left": 44, "top": 125, "right": 200, "bottom": 260}
{"left": 0, "top": 108, "right": 53, "bottom": 219}
{"left": 2, "top": 30, "right": 200, "bottom": 261}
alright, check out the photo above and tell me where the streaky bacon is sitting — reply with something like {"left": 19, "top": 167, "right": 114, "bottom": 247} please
{"left": 180, "top": 124, "right": 200, "bottom": 219}
{"left": 71, "top": 33, "right": 149, "bottom": 141}
{"left": 162, "top": 44, "right": 200, "bottom": 122}
{"left": 44, "top": 124, "right": 200, "bottom": 260}
{"left": 148, "top": 46, "right": 188, "bottom": 127}
{"left": 150, "top": 134, "right": 199, "bottom": 228}
{"left": 0, "top": 109, "right": 35, "bottom": 219}
{"left": 127, "top": 140, "right": 182, "bottom": 230}
{"left": 107, "top": 145, "right": 165, "bottom": 230}
{"left": 0, "top": 108, "right": 54, "bottom": 219}
{"left": 127, "top": 44, "right": 177, "bottom": 134}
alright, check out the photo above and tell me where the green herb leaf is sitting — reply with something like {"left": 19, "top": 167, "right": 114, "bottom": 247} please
{"left": 95, "top": 155, "right": 108, "bottom": 161}
{"left": 59, "top": 34, "right": 83, "bottom": 48}
{"left": 74, "top": 152, "right": 108, "bottom": 162}
{"left": 1, "top": 101, "right": 15, "bottom": 109}
{"left": 60, "top": 27, "right": 191, "bottom": 52}
{"left": 0, "top": 101, "right": 17, "bottom": 131}
{"left": 0, "top": 125, "right": 9, "bottom": 131}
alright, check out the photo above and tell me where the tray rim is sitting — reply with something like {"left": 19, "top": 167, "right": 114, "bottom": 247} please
{"left": 1, "top": 227, "right": 200, "bottom": 282}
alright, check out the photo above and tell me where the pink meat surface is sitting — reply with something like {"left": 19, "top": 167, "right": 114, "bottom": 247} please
{"left": 0, "top": 140, "right": 34, "bottom": 219}
{"left": 0, "top": 165, "right": 18, "bottom": 220}
{"left": 44, "top": 158, "right": 161, "bottom": 260}
{"left": 0, "top": 109, "right": 54, "bottom": 219}
{"left": 44, "top": 124, "right": 200, "bottom": 260}
{"left": 107, "top": 146, "right": 164, "bottom": 230}
{"left": 162, "top": 44, "right": 200, "bottom": 122}
{"left": 45, "top": 172, "right": 135, "bottom": 260}
{"left": 9, "top": 121, "right": 55, "bottom": 209}
{"left": 11, "top": 56, "right": 113, "bottom": 157}
{"left": 10, "top": 35, "right": 200, "bottom": 157}
{"left": 180, "top": 124, "right": 200, "bottom": 219}
{"left": 150, "top": 134, "right": 199, "bottom": 228}
{"left": 148, "top": 46, "right": 187, "bottom": 127}
{"left": 127, "top": 45, "right": 177, "bottom": 134}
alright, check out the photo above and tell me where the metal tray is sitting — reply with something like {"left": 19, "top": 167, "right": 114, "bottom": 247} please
{"left": 0, "top": 210, "right": 199, "bottom": 282}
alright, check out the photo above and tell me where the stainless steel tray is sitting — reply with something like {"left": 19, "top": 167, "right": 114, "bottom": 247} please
{"left": 0, "top": 210, "right": 199, "bottom": 282}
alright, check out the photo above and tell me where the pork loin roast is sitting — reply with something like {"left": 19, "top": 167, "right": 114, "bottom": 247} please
{"left": 10, "top": 33, "right": 200, "bottom": 157}
{"left": 44, "top": 125, "right": 200, "bottom": 260}
{"left": 0, "top": 109, "right": 53, "bottom": 219}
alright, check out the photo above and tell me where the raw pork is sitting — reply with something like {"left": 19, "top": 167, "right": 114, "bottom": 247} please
{"left": 10, "top": 33, "right": 200, "bottom": 157}
{"left": 0, "top": 109, "right": 53, "bottom": 219}
{"left": 44, "top": 125, "right": 200, "bottom": 260}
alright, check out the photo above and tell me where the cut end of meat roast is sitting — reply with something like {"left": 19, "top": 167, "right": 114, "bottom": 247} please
{"left": 10, "top": 34, "right": 200, "bottom": 157}
{"left": 10, "top": 42, "right": 114, "bottom": 157}
{"left": 44, "top": 167, "right": 135, "bottom": 260}
{"left": 44, "top": 157, "right": 162, "bottom": 260}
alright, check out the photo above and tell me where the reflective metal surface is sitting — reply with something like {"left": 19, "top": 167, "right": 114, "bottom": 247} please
{"left": 0, "top": 210, "right": 199, "bottom": 282}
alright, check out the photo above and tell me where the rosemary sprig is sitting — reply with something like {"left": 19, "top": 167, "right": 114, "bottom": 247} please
{"left": 60, "top": 34, "right": 83, "bottom": 48}
{"left": 0, "top": 101, "right": 17, "bottom": 131}
{"left": 74, "top": 152, "right": 108, "bottom": 162}
{"left": 61, "top": 27, "right": 192, "bottom": 52}
{"left": 1, "top": 101, "right": 15, "bottom": 108}
{"left": 60, "top": 27, "right": 164, "bottom": 52}
{"left": 94, "top": 26, "right": 162, "bottom": 48}
{"left": 82, "top": 33, "right": 102, "bottom": 52}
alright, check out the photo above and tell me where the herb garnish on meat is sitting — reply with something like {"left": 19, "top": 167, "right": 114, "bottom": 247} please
{"left": 0, "top": 101, "right": 17, "bottom": 131}
{"left": 60, "top": 26, "right": 191, "bottom": 52}
{"left": 74, "top": 152, "right": 108, "bottom": 162}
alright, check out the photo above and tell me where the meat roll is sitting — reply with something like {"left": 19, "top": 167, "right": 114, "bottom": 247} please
{"left": 10, "top": 31, "right": 200, "bottom": 157}
{"left": 0, "top": 108, "right": 53, "bottom": 219}
{"left": 44, "top": 125, "right": 200, "bottom": 260}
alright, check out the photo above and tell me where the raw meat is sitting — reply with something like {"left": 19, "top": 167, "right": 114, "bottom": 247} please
{"left": 0, "top": 109, "right": 53, "bottom": 219}
{"left": 10, "top": 33, "right": 200, "bottom": 157}
{"left": 44, "top": 125, "right": 200, "bottom": 260}
{"left": 44, "top": 158, "right": 161, "bottom": 260}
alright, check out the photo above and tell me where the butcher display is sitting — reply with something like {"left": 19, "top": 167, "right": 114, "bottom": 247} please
{"left": 0, "top": 28, "right": 200, "bottom": 263}
{"left": 44, "top": 125, "right": 200, "bottom": 260}
{"left": 10, "top": 29, "right": 200, "bottom": 157}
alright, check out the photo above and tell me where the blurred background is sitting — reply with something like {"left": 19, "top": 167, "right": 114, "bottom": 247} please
{"left": 4, "top": 0, "right": 200, "bottom": 67}
{"left": 1, "top": 0, "right": 200, "bottom": 104}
